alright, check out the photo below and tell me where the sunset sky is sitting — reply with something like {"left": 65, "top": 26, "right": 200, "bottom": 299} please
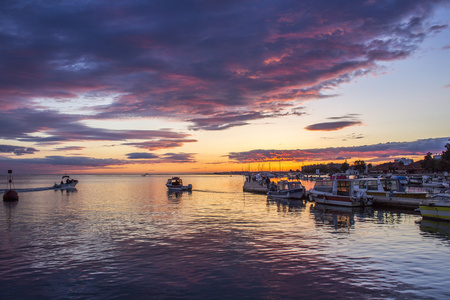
{"left": 1, "top": 0, "right": 449, "bottom": 174}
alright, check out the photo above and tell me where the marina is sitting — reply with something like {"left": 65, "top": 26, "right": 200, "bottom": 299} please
{"left": 243, "top": 173, "right": 448, "bottom": 210}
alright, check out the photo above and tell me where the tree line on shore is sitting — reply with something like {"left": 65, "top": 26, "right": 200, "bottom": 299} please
{"left": 421, "top": 143, "right": 450, "bottom": 173}
{"left": 299, "top": 143, "right": 450, "bottom": 175}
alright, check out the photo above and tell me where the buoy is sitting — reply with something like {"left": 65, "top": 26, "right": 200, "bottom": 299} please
{"left": 3, "top": 170, "right": 19, "bottom": 202}
{"left": 3, "top": 189, "right": 19, "bottom": 201}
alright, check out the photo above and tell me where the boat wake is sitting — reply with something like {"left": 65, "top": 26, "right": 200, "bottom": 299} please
{"left": 192, "top": 189, "right": 238, "bottom": 194}
{"left": 0, "top": 186, "right": 59, "bottom": 193}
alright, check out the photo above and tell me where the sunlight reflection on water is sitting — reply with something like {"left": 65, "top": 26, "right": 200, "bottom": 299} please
{"left": 0, "top": 174, "right": 449, "bottom": 299}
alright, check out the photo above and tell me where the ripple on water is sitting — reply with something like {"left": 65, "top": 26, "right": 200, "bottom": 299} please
{"left": 1, "top": 175, "right": 449, "bottom": 299}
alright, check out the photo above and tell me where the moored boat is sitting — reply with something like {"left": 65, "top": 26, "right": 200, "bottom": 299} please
{"left": 267, "top": 180, "right": 305, "bottom": 199}
{"left": 165, "top": 177, "right": 192, "bottom": 191}
{"left": 53, "top": 175, "right": 78, "bottom": 189}
{"left": 419, "top": 193, "right": 450, "bottom": 222}
{"left": 422, "top": 175, "right": 446, "bottom": 188}
{"left": 309, "top": 179, "right": 373, "bottom": 207}
{"left": 353, "top": 176, "right": 429, "bottom": 201}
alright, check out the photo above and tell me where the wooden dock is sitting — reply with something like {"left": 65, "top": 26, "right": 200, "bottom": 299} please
{"left": 243, "top": 181, "right": 268, "bottom": 194}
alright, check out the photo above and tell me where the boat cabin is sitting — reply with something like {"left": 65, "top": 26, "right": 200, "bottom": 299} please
{"left": 353, "top": 177, "right": 407, "bottom": 193}
{"left": 311, "top": 179, "right": 355, "bottom": 196}
{"left": 167, "top": 177, "right": 183, "bottom": 186}
{"left": 276, "top": 180, "right": 304, "bottom": 191}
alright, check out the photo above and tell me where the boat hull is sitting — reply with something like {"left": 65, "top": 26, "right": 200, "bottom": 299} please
{"left": 267, "top": 188, "right": 304, "bottom": 199}
{"left": 310, "top": 194, "right": 367, "bottom": 207}
{"left": 367, "top": 191, "right": 428, "bottom": 200}
{"left": 166, "top": 184, "right": 192, "bottom": 191}
{"left": 54, "top": 182, "right": 78, "bottom": 189}
{"left": 419, "top": 204, "right": 450, "bottom": 221}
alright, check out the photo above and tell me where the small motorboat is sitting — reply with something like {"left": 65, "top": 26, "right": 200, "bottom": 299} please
{"left": 3, "top": 170, "right": 19, "bottom": 202}
{"left": 267, "top": 180, "right": 305, "bottom": 199}
{"left": 53, "top": 175, "right": 78, "bottom": 189}
{"left": 165, "top": 177, "right": 192, "bottom": 191}
{"left": 353, "top": 176, "right": 428, "bottom": 201}
{"left": 419, "top": 192, "right": 450, "bottom": 222}
{"left": 309, "top": 179, "right": 373, "bottom": 207}
{"left": 422, "top": 175, "right": 446, "bottom": 188}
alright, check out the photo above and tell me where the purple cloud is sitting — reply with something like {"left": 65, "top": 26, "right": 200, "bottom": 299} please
{"left": 0, "top": 108, "right": 193, "bottom": 145}
{"left": 54, "top": 146, "right": 85, "bottom": 151}
{"left": 0, "top": 156, "right": 127, "bottom": 170}
{"left": 305, "top": 114, "right": 363, "bottom": 131}
{"left": 161, "top": 153, "right": 196, "bottom": 163}
{"left": 0, "top": 1, "right": 447, "bottom": 131}
{"left": 305, "top": 121, "right": 363, "bottom": 131}
{"left": 0, "top": 155, "right": 132, "bottom": 174}
{"left": 0, "top": 145, "right": 39, "bottom": 156}
{"left": 126, "top": 152, "right": 196, "bottom": 163}
{"left": 126, "top": 153, "right": 159, "bottom": 160}
{"left": 228, "top": 137, "right": 450, "bottom": 163}
{"left": 123, "top": 139, "right": 198, "bottom": 151}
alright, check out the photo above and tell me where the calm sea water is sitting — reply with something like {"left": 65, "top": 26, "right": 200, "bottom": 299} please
{"left": 1, "top": 174, "right": 449, "bottom": 299}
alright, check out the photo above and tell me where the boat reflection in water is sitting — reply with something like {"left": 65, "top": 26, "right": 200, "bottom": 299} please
{"left": 167, "top": 190, "right": 190, "bottom": 201}
{"left": 420, "top": 218, "right": 450, "bottom": 238}
{"left": 266, "top": 197, "right": 305, "bottom": 212}
{"left": 55, "top": 187, "right": 77, "bottom": 194}
{"left": 310, "top": 203, "right": 374, "bottom": 231}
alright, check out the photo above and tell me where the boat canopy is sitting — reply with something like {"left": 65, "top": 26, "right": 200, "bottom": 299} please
{"left": 277, "top": 181, "right": 303, "bottom": 191}
{"left": 168, "top": 177, "right": 182, "bottom": 185}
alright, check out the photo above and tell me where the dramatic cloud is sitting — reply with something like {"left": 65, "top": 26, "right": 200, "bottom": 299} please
{"left": 126, "top": 152, "right": 196, "bottom": 163}
{"left": 161, "top": 153, "right": 197, "bottom": 164}
{"left": 305, "top": 114, "right": 362, "bottom": 131}
{"left": 126, "top": 153, "right": 159, "bottom": 160}
{"left": 228, "top": 137, "right": 450, "bottom": 163}
{"left": 0, "top": 108, "right": 193, "bottom": 145}
{"left": 0, "top": 145, "right": 39, "bottom": 156}
{"left": 123, "top": 139, "right": 198, "bottom": 151}
{"left": 22, "top": 156, "right": 127, "bottom": 167}
{"left": 54, "top": 146, "right": 85, "bottom": 151}
{"left": 0, "top": 155, "right": 132, "bottom": 174}
{"left": 305, "top": 121, "right": 362, "bottom": 131}
{"left": 0, "top": 156, "right": 127, "bottom": 172}
{"left": 187, "top": 112, "right": 273, "bottom": 131}
{"left": 1, "top": 1, "right": 447, "bottom": 130}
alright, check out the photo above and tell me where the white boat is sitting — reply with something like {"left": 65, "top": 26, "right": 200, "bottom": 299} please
{"left": 422, "top": 175, "right": 446, "bottom": 188}
{"left": 267, "top": 180, "right": 305, "bottom": 199}
{"left": 353, "top": 176, "right": 428, "bottom": 201}
{"left": 309, "top": 179, "right": 373, "bottom": 207}
{"left": 165, "top": 177, "right": 192, "bottom": 191}
{"left": 53, "top": 175, "right": 78, "bottom": 189}
{"left": 419, "top": 193, "right": 450, "bottom": 221}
